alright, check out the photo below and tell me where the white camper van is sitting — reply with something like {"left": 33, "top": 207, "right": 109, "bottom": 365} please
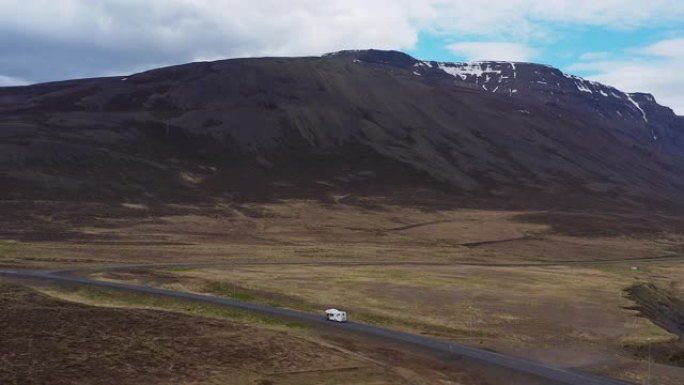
{"left": 325, "top": 308, "right": 347, "bottom": 322}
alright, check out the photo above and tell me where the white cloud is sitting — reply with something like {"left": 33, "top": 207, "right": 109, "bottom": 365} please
{"left": 579, "top": 51, "right": 611, "bottom": 61}
{"left": 569, "top": 38, "right": 684, "bottom": 114}
{"left": 416, "top": 0, "right": 684, "bottom": 40}
{"left": 0, "top": 0, "right": 420, "bottom": 60}
{"left": 521, "top": 1, "right": 684, "bottom": 29}
{"left": 0, "top": 75, "right": 28, "bottom": 86}
{"left": 1, "top": 1, "right": 684, "bottom": 83}
{"left": 447, "top": 42, "right": 538, "bottom": 62}
{"left": 1, "top": 1, "right": 682, "bottom": 55}
{"left": 639, "top": 37, "right": 684, "bottom": 58}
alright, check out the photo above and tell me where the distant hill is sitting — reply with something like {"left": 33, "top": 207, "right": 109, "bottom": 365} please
{"left": 2, "top": 49, "right": 683, "bottom": 210}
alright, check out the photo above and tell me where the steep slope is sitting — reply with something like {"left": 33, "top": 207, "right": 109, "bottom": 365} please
{"left": 1, "top": 50, "right": 683, "bottom": 209}
{"left": 411, "top": 58, "right": 683, "bottom": 150}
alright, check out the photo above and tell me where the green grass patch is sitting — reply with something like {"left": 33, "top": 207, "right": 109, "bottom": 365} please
{"left": 0, "top": 240, "right": 17, "bottom": 254}
{"left": 197, "top": 278, "right": 490, "bottom": 339}
{"left": 204, "top": 281, "right": 256, "bottom": 301}
{"left": 199, "top": 280, "right": 320, "bottom": 313}
{"left": 353, "top": 311, "right": 492, "bottom": 339}
{"left": 56, "top": 280, "right": 490, "bottom": 341}
{"left": 60, "top": 286, "right": 310, "bottom": 330}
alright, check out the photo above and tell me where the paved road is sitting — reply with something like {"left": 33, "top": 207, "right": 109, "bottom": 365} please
{"left": 0, "top": 269, "right": 634, "bottom": 385}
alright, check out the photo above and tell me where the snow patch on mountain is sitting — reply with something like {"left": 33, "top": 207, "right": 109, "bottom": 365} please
{"left": 414, "top": 61, "right": 433, "bottom": 69}
{"left": 436, "top": 62, "right": 502, "bottom": 80}
{"left": 435, "top": 62, "right": 518, "bottom": 82}
{"left": 627, "top": 93, "right": 649, "bottom": 123}
{"left": 408, "top": 56, "right": 658, "bottom": 137}
{"left": 575, "top": 81, "right": 593, "bottom": 94}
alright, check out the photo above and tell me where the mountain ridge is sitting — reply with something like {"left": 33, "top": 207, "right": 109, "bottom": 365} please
{"left": 1, "top": 49, "right": 683, "bottom": 210}
{"left": 330, "top": 50, "right": 679, "bottom": 144}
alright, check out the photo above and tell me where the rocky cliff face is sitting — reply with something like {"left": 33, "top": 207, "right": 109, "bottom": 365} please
{"left": 1, "top": 50, "right": 683, "bottom": 209}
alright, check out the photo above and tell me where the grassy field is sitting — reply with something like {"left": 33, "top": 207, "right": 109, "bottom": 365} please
{"left": 1, "top": 200, "right": 681, "bottom": 268}
{"left": 43, "top": 258, "right": 684, "bottom": 384}
{"left": 125, "top": 263, "right": 674, "bottom": 344}
{"left": 2, "top": 283, "right": 551, "bottom": 385}
{"left": 2, "top": 199, "right": 684, "bottom": 384}
{"left": 79, "top": 259, "right": 684, "bottom": 384}
{"left": 0, "top": 283, "right": 418, "bottom": 385}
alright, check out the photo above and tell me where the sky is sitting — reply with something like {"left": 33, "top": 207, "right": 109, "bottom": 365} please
{"left": 1, "top": 0, "right": 683, "bottom": 114}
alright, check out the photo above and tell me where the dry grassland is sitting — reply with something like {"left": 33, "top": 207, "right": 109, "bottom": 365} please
{"left": 2, "top": 199, "right": 684, "bottom": 383}
{"left": 1, "top": 283, "right": 540, "bottom": 385}
{"left": 2, "top": 200, "right": 682, "bottom": 268}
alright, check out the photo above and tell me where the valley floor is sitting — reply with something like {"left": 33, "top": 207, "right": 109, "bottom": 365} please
{"left": 2, "top": 198, "right": 684, "bottom": 384}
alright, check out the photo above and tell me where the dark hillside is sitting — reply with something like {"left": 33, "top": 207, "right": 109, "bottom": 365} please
{"left": 1, "top": 50, "right": 683, "bottom": 210}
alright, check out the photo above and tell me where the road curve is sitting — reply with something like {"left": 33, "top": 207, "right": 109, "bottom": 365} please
{"left": 0, "top": 269, "right": 633, "bottom": 385}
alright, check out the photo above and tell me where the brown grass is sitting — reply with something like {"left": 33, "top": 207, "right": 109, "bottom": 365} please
{"left": 2, "top": 200, "right": 682, "bottom": 269}
{"left": 96, "top": 260, "right": 684, "bottom": 383}
{"left": 3, "top": 199, "right": 684, "bottom": 383}
{"left": 1, "top": 282, "right": 549, "bottom": 385}
{"left": 0, "top": 283, "right": 409, "bottom": 385}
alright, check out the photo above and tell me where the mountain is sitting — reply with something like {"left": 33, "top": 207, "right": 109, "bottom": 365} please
{"left": 1, "top": 49, "right": 684, "bottom": 210}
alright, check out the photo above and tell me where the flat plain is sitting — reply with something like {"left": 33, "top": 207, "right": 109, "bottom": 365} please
{"left": 2, "top": 198, "right": 684, "bottom": 384}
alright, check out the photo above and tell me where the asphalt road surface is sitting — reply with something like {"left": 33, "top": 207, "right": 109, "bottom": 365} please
{"left": 0, "top": 268, "right": 634, "bottom": 385}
